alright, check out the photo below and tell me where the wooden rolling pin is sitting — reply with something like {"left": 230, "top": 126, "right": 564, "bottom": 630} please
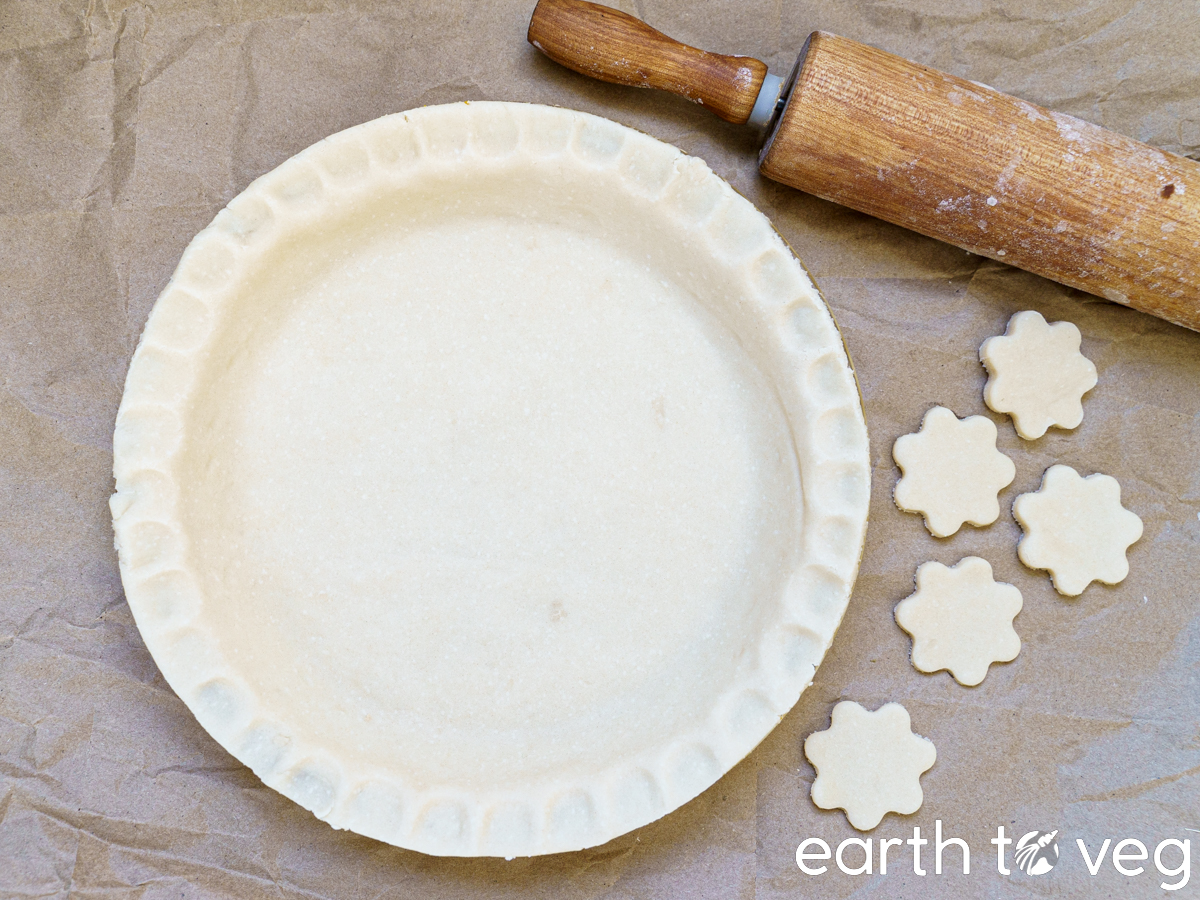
{"left": 528, "top": 0, "right": 1200, "bottom": 332}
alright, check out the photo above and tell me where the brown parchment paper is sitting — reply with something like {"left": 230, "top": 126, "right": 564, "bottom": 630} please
{"left": 2, "top": 1, "right": 1198, "bottom": 897}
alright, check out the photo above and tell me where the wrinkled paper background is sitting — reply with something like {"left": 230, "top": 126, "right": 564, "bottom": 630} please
{"left": 2, "top": 0, "right": 1198, "bottom": 897}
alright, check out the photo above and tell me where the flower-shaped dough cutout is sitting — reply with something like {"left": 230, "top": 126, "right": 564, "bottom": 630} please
{"left": 895, "top": 556, "right": 1023, "bottom": 686}
{"left": 980, "top": 310, "right": 1097, "bottom": 440}
{"left": 1013, "top": 465, "right": 1143, "bottom": 596}
{"left": 804, "top": 701, "right": 937, "bottom": 831}
{"left": 893, "top": 406, "right": 1016, "bottom": 537}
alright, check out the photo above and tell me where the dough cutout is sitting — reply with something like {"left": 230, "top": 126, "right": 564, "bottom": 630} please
{"left": 895, "top": 556, "right": 1022, "bottom": 686}
{"left": 804, "top": 701, "right": 936, "bottom": 831}
{"left": 980, "top": 310, "right": 1097, "bottom": 440}
{"left": 893, "top": 406, "right": 1016, "bottom": 537}
{"left": 1013, "top": 465, "right": 1143, "bottom": 596}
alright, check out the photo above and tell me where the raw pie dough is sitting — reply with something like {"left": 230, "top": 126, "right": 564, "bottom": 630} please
{"left": 804, "top": 701, "right": 936, "bottom": 831}
{"left": 980, "top": 310, "right": 1097, "bottom": 440}
{"left": 894, "top": 557, "right": 1022, "bottom": 686}
{"left": 110, "top": 103, "right": 871, "bottom": 857}
{"left": 1013, "top": 465, "right": 1143, "bottom": 596}
{"left": 893, "top": 406, "right": 1016, "bottom": 537}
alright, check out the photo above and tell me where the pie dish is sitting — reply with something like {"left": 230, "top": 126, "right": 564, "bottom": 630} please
{"left": 111, "top": 102, "right": 870, "bottom": 856}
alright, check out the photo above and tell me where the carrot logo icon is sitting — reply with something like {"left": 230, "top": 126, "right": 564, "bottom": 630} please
{"left": 1014, "top": 830, "right": 1060, "bottom": 875}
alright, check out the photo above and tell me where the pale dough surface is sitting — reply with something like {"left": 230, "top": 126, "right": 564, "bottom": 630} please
{"left": 191, "top": 216, "right": 797, "bottom": 784}
{"left": 893, "top": 406, "right": 1016, "bottom": 537}
{"left": 110, "top": 104, "right": 871, "bottom": 857}
{"left": 980, "top": 310, "right": 1097, "bottom": 440}
{"left": 1013, "top": 465, "right": 1143, "bottom": 596}
{"left": 804, "top": 701, "right": 936, "bottom": 831}
{"left": 895, "top": 556, "right": 1022, "bottom": 686}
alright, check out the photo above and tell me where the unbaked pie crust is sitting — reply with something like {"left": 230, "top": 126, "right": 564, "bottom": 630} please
{"left": 111, "top": 102, "right": 870, "bottom": 857}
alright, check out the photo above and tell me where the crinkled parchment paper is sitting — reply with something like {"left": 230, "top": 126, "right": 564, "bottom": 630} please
{"left": 2, "top": 1, "right": 1197, "bottom": 897}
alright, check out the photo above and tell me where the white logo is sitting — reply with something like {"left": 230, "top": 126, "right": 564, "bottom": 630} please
{"left": 1015, "top": 830, "right": 1060, "bottom": 875}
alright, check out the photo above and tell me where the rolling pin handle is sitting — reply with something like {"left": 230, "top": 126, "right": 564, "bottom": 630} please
{"left": 528, "top": 0, "right": 769, "bottom": 125}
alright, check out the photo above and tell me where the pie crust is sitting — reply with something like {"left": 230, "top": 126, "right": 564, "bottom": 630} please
{"left": 111, "top": 102, "right": 870, "bottom": 856}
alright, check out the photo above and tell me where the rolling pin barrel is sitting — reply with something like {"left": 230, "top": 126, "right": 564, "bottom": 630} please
{"left": 529, "top": 0, "right": 1200, "bottom": 332}
{"left": 761, "top": 33, "right": 1200, "bottom": 332}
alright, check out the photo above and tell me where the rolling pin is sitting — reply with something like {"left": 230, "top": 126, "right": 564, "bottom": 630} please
{"left": 528, "top": 0, "right": 1200, "bottom": 332}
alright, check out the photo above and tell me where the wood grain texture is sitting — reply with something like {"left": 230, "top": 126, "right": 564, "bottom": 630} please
{"left": 760, "top": 33, "right": 1200, "bottom": 332}
{"left": 528, "top": 0, "right": 766, "bottom": 125}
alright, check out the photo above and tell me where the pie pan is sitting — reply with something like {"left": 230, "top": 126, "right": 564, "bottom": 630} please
{"left": 111, "top": 102, "right": 870, "bottom": 857}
